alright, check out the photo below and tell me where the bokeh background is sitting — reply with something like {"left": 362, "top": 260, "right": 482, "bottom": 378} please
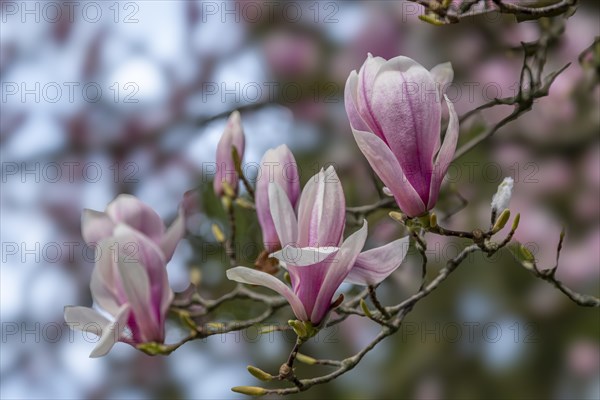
{"left": 1, "top": 1, "right": 599, "bottom": 399}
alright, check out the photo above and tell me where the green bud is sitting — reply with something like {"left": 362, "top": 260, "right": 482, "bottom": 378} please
{"left": 247, "top": 365, "right": 274, "bottom": 382}
{"left": 295, "top": 353, "right": 317, "bottom": 365}
{"left": 236, "top": 197, "right": 255, "bottom": 209}
{"left": 178, "top": 311, "right": 197, "bottom": 332}
{"left": 221, "top": 182, "right": 236, "bottom": 200}
{"left": 284, "top": 272, "right": 291, "bottom": 285}
{"left": 389, "top": 211, "right": 405, "bottom": 223}
{"left": 429, "top": 212, "right": 438, "bottom": 228}
{"left": 360, "top": 299, "right": 373, "bottom": 318}
{"left": 419, "top": 14, "right": 444, "bottom": 26}
{"left": 211, "top": 223, "right": 225, "bottom": 243}
{"left": 231, "top": 386, "right": 267, "bottom": 396}
{"left": 288, "top": 320, "right": 318, "bottom": 340}
{"left": 492, "top": 209, "right": 510, "bottom": 233}
{"left": 288, "top": 320, "right": 307, "bottom": 338}
{"left": 511, "top": 213, "right": 521, "bottom": 232}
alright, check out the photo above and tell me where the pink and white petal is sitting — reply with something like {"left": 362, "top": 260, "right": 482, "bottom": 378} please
{"left": 344, "top": 70, "right": 371, "bottom": 133}
{"left": 64, "top": 306, "right": 110, "bottom": 331}
{"left": 345, "top": 236, "right": 410, "bottom": 286}
{"left": 353, "top": 129, "right": 426, "bottom": 217}
{"left": 271, "top": 246, "right": 339, "bottom": 267}
{"left": 226, "top": 267, "right": 308, "bottom": 321}
{"left": 106, "top": 194, "right": 165, "bottom": 241}
{"left": 369, "top": 56, "right": 441, "bottom": 199}
{"left": 90, "top": 267, "right": 121, "bottom": 316}
{"left": 160, "top": 207, "right": 186, "bottom": 261}
{"left": 116, "top": 251, "right": 157, "bottom": 341}
{"left": 428, "top": 95, "right": 459, "bottom": 210}
{"left": 268, "top": 182, "right": 298, "bottom": 246}
{"left": 356, "top": 54, "right": 387, "bottom": 137}
{"left": 90, "top": 304, "right": 131, "bottom": 358}
{"left": 297, "top": 168, "right": 345, "bottom": 248}
{"left": 311, "top": 220, "right": 369, "bottom": 324}
{"left": 81, "top": 209, "right": 115, "bottom": 245}
{"left": 430, "top": 62, "right": 454, "bottom": 93}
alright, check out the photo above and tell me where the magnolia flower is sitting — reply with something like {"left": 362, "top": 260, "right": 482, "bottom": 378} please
{"left": 255, "top": 145, "right": 301, "bottom": 252}
{"left": 214, "top": 111, "right": 245, "bottom": 197}
{"left": 345, "top": 54, "right": 459, "bottom": 217}
{"left": 65, "top": 224, "right": 174, "bottom": 357}
{"left": 227, "top": 166, "right": 409, "bottom": 325}
{"left": 81, "top": 194, "right": 185, "bottom": 262}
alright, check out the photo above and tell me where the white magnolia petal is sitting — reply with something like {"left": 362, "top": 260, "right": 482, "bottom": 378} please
{"left": 226, "top": 267, "right": 308, "bottom": 321}
{"left": 345, "top": 236, "right": 410, "bottom": 286}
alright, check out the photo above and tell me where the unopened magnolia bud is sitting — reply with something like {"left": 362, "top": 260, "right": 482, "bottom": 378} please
{"left": 295, "top": 353, "right": 317, "bottom": 365}
{"left": 429, "top": 212, "right": 438, "bottom": 228}
{"left": 512, "top": 213, "right": 521, "bottom": 232}
{"left": 284, "top": 272, "right": 291, "bottom": 285}
{"left": 189, "top": 268, "right": 202, "bottom": 287}
{"left": 360, "top": 299, "right": 373, "bottom": 318}
{"left": 211, "top": 224, "right": 225, "bottom": 243}
{"left": 492, "top": 209, "right": 511, "bottom": 233}
{"left": 491, "top": 177, "right": 514, "bottom": 216}
{"left": 389, "top": 211, "right": 405, "bottom": 223}
{"left": 231, "top": 386, "right": 267, "bottom": 396}
{"left": 247, "top": 365, "right": 275, "bottom": 382}
{"left": 236, "top": 197, "right": 255, "bottom": 209}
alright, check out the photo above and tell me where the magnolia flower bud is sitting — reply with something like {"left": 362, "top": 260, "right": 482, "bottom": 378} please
{"left": 214, "top": 111, "right": 245, "bottom": 198}
{"left": 247, "top": 365, "right": 275, "bottom": 382}
{"left": 231, "top": 386, "right": 268, "bottom": 396}
{"left": 491, "top": 177, "right": 514, "bottom": 216}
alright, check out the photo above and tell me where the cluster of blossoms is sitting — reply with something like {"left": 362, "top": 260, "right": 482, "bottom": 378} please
{"left": 65, "top": 54, "right": 458, "bottom": 354}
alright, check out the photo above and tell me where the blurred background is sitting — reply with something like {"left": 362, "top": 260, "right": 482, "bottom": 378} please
{"left": 1, "top": 1, "right": 599, "bottom": 399}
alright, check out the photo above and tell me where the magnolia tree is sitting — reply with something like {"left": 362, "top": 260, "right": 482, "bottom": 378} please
{"left": 65, "top": 1, "right": 597, "bottom": 396}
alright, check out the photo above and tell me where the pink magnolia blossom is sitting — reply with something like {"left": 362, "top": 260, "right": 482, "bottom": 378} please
{"left": 255, "top": 144, "right": 301, "bottom": 252}
{"left": 214, "top": 111, "right": 245, "bottom": 197}
{"left": 345, "top": 54, "right": 459, "bottom": 217}
{"left": 81, "top": 194, "right": 185, "bottom": 261}
{"left": 66, "top": 195, "right": 185, "bottom": 356}
{"left": 227, "top": 166, "right": 409, "bottom": 325}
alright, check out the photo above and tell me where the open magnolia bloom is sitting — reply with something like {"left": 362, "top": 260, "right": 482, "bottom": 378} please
{"left": 65, "top": 224, "right": 174, "bottom": 357}
{"left": 227, "top": 166, "right": 409, "bottom": 325}
{"left": 81, "top": 194, "right": 185, "bottom": 262}
{"left": 345, "top": 54, "right": 459, "bottom": 217}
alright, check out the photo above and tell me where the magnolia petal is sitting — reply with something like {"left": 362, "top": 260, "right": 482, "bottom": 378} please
{"left": 226, "top": 267, "right": 308, "bottom": 321}
{"left": 115, "top": 248, "right": 157, "bottom": 341}
{"left": 428, "top": 95, "right": 459, "bottom": 210}
{"left": 311, "top": 220, "right": 369, "bottom": 324}
{"left": 81, "top": 209, "right": 115, "bottom": 245}
{"left": 256, "top": 145, "right": 300, "bottom": 251}
{"left": 430, "top": 62, "right": 454, "bottom": 95}
{"left": 356, "top": 54, "right": 387, "bottom": 138}
{"left": 64, "top": 306, "right": 110, "bottom": 331}
{"left": 106, "top": 194, "right": 165, "bottom": 241}
{"left": 369, "top": 56, "right": 441, "bottom": 200}
{"left": 346, "top": 236, "right": 410, "bottom": 286}
{"left": 90, "top": 304, "right": 131, "bottom": 358}
{"left": 353, "top": 128, "right": 426, "bottom": 217}
{"left": 214, "top": 111, "right": 245, "bottom": 196}
{"left": 160, "top": 207, "right": 186, "bottom": 261}
{"left": 271, "top": 246, "right": 339, "bottom": 267}
{"left": 344, "top": 70, "right": 371, "bottom": 133}
{"left": 268, "top": 182, "right": 298, "bottom": 246}
{"left": 297, "top": 167, "right": 345, "bottom": 248}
